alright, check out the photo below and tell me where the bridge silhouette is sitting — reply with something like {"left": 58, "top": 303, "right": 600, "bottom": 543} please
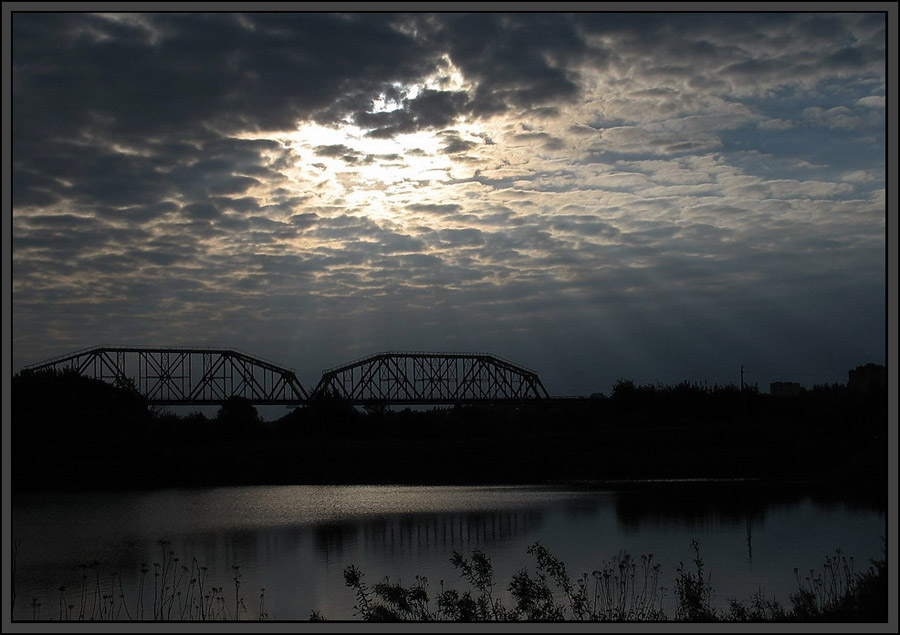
{"left": 21, "top": 346, "right": 552, "bottom": 406}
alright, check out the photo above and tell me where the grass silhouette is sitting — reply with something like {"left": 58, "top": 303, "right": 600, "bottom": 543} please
{"left": 15, "top": 541, "right": 886, "bottom": 622}
{"left": 334, "top": 541, "right": 887, "bottom": 623}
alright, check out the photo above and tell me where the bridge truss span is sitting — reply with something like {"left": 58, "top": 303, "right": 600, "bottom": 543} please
{"left": 21, "top": 346, "right": 309, "bottom": 406}
{"left": 312, "top": 352, "right": 551, "bottom": 405}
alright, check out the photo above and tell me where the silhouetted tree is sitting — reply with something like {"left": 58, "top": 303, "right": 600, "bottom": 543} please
{"left": 13, "top": 369, "right": 149, "bottom": 451}
{"left": 211, "top": 396, "right": 265, "bottom": 441}
{"left": 216, "top": 396, "right": 260, "bottom": 424}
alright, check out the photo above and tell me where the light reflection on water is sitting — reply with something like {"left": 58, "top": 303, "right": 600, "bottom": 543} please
{"left": 11, "top": 483, "right": 885, "bottom": 621}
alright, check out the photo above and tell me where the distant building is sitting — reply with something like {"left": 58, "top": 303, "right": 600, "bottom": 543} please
{"left": 770, "top": 381, "right": 803, "bottom": 397}
{"left": 848, "top": 363, "right": 886, "bottom": 394}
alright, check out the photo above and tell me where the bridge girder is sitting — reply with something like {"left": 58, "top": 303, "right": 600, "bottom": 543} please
{"left": 21, "top": 346, "right": 309, "bottom": 406}
{"left": 312, "top": 352, "right": 551, "bottom": 405}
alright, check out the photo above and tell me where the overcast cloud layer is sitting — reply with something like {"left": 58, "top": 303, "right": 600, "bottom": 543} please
{"left": 11, "top": 11, "right": 886, "bottom": 395}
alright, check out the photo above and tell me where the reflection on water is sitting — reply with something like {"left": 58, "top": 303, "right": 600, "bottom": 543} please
{"left": 314, "top": 509, "right": 544, "bottom": 559}
{"left": 611, "top": 480, "right": 885, "bottom": 531}
{"left": 11, "top": 483, "right": 885, "bottom": 621}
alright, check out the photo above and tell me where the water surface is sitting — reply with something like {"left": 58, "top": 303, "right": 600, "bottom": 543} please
{"left": 11, "top": 482, "right": 885, "bottom": 621}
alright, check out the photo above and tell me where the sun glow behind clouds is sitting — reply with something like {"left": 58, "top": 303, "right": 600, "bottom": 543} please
{"left": 240, "top": 121, "right": 488, "bottom": 223}
{"left": 233, "top": 56, "right": 484, "bottom": 222}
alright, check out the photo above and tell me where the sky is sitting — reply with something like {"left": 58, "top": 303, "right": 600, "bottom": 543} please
{"left": 8, "top": 10, "right": 888, "bottom": 397}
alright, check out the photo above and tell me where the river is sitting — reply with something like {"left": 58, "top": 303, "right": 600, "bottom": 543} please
{"left": 10, "top": 481, "right": 886, "bottom": 621}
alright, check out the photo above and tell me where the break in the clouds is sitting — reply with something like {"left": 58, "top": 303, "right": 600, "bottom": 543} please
{"left": 11, "top": 11, "right": 886, "bottom": 394}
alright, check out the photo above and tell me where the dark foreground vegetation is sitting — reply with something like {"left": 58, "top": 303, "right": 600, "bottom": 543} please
{"left": 12, "top": 369, "right": 888, "bottom": 495}
{"left": 14, "top": 540, "right": 887, "bottom": 623}
{"left": 327, "top": 541, "right": 888, "bottom": 622}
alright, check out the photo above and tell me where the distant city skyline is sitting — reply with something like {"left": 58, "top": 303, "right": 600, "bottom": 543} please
{"left": 10, "top": 10, "right": 888, "bottom": 396}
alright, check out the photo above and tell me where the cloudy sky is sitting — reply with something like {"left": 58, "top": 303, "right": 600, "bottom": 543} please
{"left": 10, "top": 10, "right": 887, "bottom": 395}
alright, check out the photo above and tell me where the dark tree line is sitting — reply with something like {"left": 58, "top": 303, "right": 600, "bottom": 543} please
{"left": 11, "top": 370, "right": 887, "bottom": 492}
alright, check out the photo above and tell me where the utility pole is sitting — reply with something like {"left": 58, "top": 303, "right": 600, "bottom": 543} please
{"left": 740, "top": 364, "right": 747, "bottom": 421}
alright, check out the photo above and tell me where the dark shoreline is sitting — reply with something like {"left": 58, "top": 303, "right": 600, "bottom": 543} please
{"left": 12, "top": 430, "right": 888, "bottom": 509}
{"left": 12, "top": 371, "right": 888, "bottom": 500}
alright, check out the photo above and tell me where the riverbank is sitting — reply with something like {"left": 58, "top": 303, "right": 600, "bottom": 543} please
{"left": 13, "top": 414, "right": 887, "bottom": 501}
{"left": 12, "top": 372, "right": 888, "bottom": 496}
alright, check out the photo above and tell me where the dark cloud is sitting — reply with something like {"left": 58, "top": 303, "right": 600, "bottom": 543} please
{"left": 441, "top": 136, "right": 477, "bottom": 155}
{"left": 14, "top": 230, "right": 105, "bottom": 256}
{"left": 309, "top": 214, "right": 381, "bottom": 241}
{"left": 377, "top": 233, "right": 427, "bottom": 254}
{"left": 435, "top": 228, "right": 486, "bottom": 247}
{"left": 181, "top": 201, "right": 221, "bottom": 220}
{"left": 289, "top": 213, "right": 319, "bottom": 228}
{"left": 95, "top": 202, "right": 179, "bottom": 223}
{"left": 11, "top": 12, "right": 441, "bottom": 225}
{"left": 550, "top": 216, "right": 621, "bottom": 239}
{"left": 11, "top": 12, "right": 886, "bottom": 396}
{"left": 211, "top": 214, "right": 251, "bottom": 232}
{"left": 358, "top": 89, "right": 470, "bottom": 138}
{"left": 431, "top": 14, "right": 589, "bottom": 113}
{"left": 315, "top": 144, "right": 361, "bottom": 158}
{"left": 213, "top": 197, "right": 260, "bottom": 214}
{"left": 394, "top": 252, "right": 444, "bottom": 269}
{"left": 18, "top": 213, "right": 100, "bottom": 230}
{"left": 133, "top": 249, "right": 182, "bottom": 267}
{"left": 406, "top": 203, "right": 462, "bottom": 215}
{"left": 11, "top": 171, "right": 65, "bottom": 208}
{"left": 13, "top": 13, "right": 436, "bottom": 139}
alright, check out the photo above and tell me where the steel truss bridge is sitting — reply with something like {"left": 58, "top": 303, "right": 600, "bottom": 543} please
{"left": 21, "top": 347, "right": 552, "bottom": 406}
{"left": 314, "top": 352, "right": 550, "bottom": 405}
{"left": 21, "top": 346, "right": 308, "bottom": 406}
